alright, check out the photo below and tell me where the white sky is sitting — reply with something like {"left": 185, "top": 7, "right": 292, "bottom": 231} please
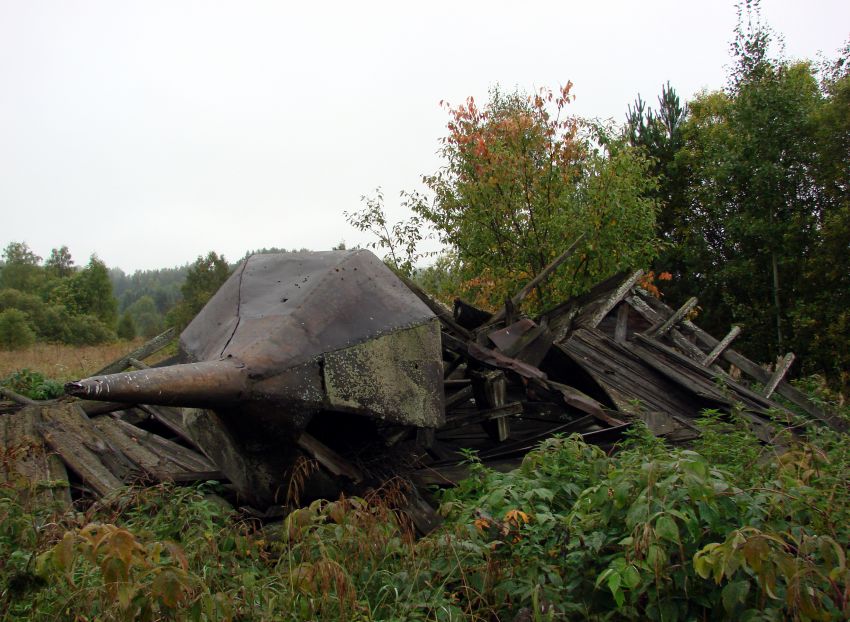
{"left": 1, "top": 0, "right": 848, "bottom": 272}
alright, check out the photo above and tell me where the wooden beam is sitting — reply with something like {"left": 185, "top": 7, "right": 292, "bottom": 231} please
{"left": 647, "top": 297, "right": 698, "bottom": 338}
{"left": 764, "top": 353, "right": 795, "bottom": 399}
{"left": 627, "top": 295, "right": 707, "bottom": 361}
{"left": 488, "top": 234, "right": 585, "bottom": 325}
{"left": 0, "top": 387, "right": 38, "bottom": 406}
{"left": 614, "top": 303, "right": 630, "bottom": 344}
{"left": 297, "top": 433, "right": 364, "bottom": 484}
{"left": 635, "top": 290, "right": 844, "bottom": 432}
{"left": 583, "top": 270, "right": 644, "bottom": 329}
{"left": 702, "top": 326, "right": 741, "bottom": 367}
{"left": 95, "top": 327, "right": 176, "bottom": 376}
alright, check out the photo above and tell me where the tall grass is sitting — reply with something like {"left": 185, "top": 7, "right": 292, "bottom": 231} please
{"left": 0, "top": 339, "right": 174, "bottom": 382}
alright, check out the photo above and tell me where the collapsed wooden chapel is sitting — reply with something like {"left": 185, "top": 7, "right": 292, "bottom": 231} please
{"left": 0, "top": 248, "right": 843, "bottom": 532}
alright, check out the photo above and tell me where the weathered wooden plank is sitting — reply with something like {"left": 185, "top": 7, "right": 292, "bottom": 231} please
{"left": 445, "top": 385, "right": 474, "bottom": 409}
{"left": 91, "top": 417, "right": 170, "bottom": 476}
{"left": 442, "top": 402, "right": 524, "bottom": 431}
{"left": 548, "top": 381, "right": 626, "bottom": 427}
{"left": 629, "top": 335, "right": 781, "bottom": 443}
{"left": 579, "top": 270, "right": 644, "bottom": 329}
{"left": 764, "top": 353, "right": 795, "bottom": 399}
{"left": 614, "top": 303, "right": 630, "bottom": 344}
{"left": 95, "top": 327, "right": 176, "bottom": 376}
{"left": 137, "top": 404, "right": 197, "bottom": 447}
{"left": 0, "top": 406, "right": 71, "bottom": 508}
{"left": 647, "top": 297, "right": 698, "bottom": 337}
{"left": 558, "top": 329, "right": 709, "bottom": 425}
{"left": 0, "top": 387, "right": 38, "bottom": 406}
{"left": 38, "top": 408, "right": 124, "bottom": 498}
{"left": 297, "top": 432, "right": 364, "bottom": 484}
{"left": 636, "top": 291, "right": 843, "bottom": 431}
{"left": 109, "top": 418, "right": 217, "bottom": 473}
{"left": 627, "top": 295, "right": 707, "bottom": 361}
{"left": 404, "top": 486, "right": 444, "bottom": 536}
{"left": 703, "top": 326, "right": 741, "bottom": 367}
{"left": 41, "top": 403, "right": 137, "bottom": 481}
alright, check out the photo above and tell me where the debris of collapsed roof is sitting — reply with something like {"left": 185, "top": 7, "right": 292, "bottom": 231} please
{"left": 1, "top": 247, "right": 842, "bottom": 533}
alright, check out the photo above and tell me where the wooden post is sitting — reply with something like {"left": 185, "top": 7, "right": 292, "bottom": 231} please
{"left": 702, "top": 326, "right": 741, "bottom": 367}
{"left": 763, "top": 353, "right": 795, "bottom": 399}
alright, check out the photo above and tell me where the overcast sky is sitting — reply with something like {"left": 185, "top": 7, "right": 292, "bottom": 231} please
{"left": 1, "top": 1, "right": 848, "bottom": 273}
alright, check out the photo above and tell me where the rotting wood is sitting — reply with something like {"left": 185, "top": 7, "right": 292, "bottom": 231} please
{"left": 0, "top": 387, "right": 38, "bottom": 406}
{"left": 548, "top": 381, "right": 626, "bottom": 427}
{"left": 0, "top": 406, "right": 71, "bottom": 508}
{"left": 297, "top": 432, "right": 364, "bottom": 484}
{"left": 626, "top": 294, "right": 707, "bottom": 361}
{"left": 581, "top": 270, "right": 644, "bottom": 329}
{"left": 614, "top": 303, "right": 630, "bottom": 344}
{"left": 39, "top": 421, "right": 124, "bottom": 498}
{"left": 95, "top": 327, "right": 176, "bottom": 376}
{"left": 91, "top": 417, "right": 169, "bottom": 476}
{"left": 137, "top": 404, "right": 197, "bottom": 447}
{"left": 403, "top": 486, "right": 444, "bottom": 536}
{"left": 647, "top": 297, "right": 698, "bottom": 338}
{"left": 442, "top": 402, "right": 523, "bottom": 431}
{"left": 445, "top": 385, "right": 474, "bottom": 409}
{"left": 637, "top": 292, "right": 843, "bottom": 432}
{"left": 109, "top": 417, "right": 217, "bottom": 473}
{"left": 703, "top": 326, "right": 741, "bottom": 367}
{"left": 764, "top": 353, "right": 796, "bottom": 399}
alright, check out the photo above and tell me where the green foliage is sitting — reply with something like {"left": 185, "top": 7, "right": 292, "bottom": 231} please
{"left": 626, "top": 4, "right": 850, "bottom": 388}
{"left": 0, "top": 242, "right": 44, "bottom": 292}
{"left": 345, "top": 188, "right": 427, "bottom": 277}
{"left": 44, "top": 246, "right": 74, "bottom": 278}
{"left": 0, "top": 369, "right": 64, "bottom": 400}
{"left": 167, "top": 252, "right": 231, "bottom": 331}
{"left": 411, "top": 85, "right": 658, "bottom": 311}
{"left": 117, "top": 312, "right": 137, "bottom": 340}
{"left": 52, "top": 255, "right": 119, "bottom": 327}
{"left": 0, "top": 309, "right": 36, "bottom": 350}
{"left": 1, "top": 398, "right": 849, "bottom": 621}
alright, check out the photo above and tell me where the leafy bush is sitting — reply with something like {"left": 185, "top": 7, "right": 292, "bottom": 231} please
{"left": 1, "top": 400, "right": 848, "bottom": 620}
{"left": 1, "top": 369, "right": 64, "bottom": 400}
{"left": 0, "top": 308, "right": 36, "bottom": 350}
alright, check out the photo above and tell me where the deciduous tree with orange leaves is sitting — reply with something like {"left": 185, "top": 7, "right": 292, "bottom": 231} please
{"left": 412, "top": 84, "right": 659, "bottom": 311}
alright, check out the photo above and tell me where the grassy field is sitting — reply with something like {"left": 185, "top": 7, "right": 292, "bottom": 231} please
{"left": 0, "top": 339, "right": 174, "bottom": 382}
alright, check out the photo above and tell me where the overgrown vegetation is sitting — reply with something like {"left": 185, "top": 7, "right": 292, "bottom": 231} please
{"left": 1, "top": 394, "right": 848, "bottom": 620}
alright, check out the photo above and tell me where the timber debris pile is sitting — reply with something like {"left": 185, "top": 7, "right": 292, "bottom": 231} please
{"left": 0, "top": 249, "right": 843, "bottom": 531}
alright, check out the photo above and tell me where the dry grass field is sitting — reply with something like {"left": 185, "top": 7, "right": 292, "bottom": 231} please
{"left": 0, "top": 339, "right": 174, "bottom": 381}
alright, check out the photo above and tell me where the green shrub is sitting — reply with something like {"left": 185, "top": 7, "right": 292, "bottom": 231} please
{"left": 1, "top": 369, "right": 64, "bottom": 400}
{"left": 64, "top": 314, "right": 117, "bottom": 346}
{"left": 0, "top": 308, "right": 36, "bottom": 350}
{"left": 117, "top": 311, "right": 137, "bottom": 340}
